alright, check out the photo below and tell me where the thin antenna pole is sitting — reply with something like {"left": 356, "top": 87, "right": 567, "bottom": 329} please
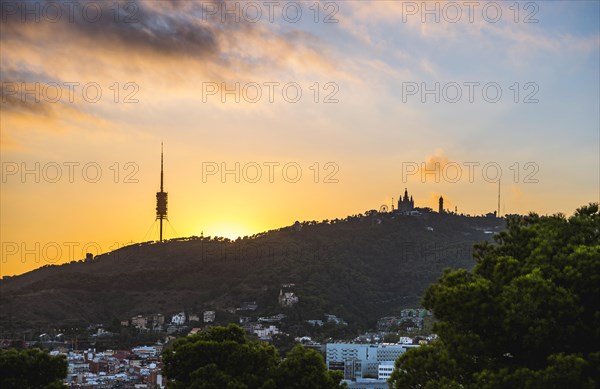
{"left": 160, "top": 143, "right": 163, "bottom": 241}
{"left": 497, "top": 178, "right": 501, "bottom": 217}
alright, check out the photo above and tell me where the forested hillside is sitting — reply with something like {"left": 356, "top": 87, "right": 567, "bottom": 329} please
{"left": 0, "top": 212, "right": 504, "bottom": 332}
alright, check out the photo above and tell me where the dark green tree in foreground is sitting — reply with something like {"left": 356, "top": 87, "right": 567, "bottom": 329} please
{"left": 273, "top": 344, "right": 344, "bottom": 389}
{"left": 0, "top": 348, "right": 67, "bottom": 389}
{"left": 163, "top": 323, "right": 344, "bottom": 389}
{"left": 390, "top": 204, "right": 600, "bottom": 388}
{"left": 163, "top": 324, "right": 278, "bottom": 389}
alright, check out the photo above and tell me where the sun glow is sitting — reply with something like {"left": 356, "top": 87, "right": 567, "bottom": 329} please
{"left": 200, "top": 223, "right": 255, "bottom": 240}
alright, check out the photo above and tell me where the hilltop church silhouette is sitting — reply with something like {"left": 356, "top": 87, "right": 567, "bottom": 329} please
{"left": 396, "top": 188, "right": 445, "bottom": 214}
{"left": 397, "top": 188, "right": 415, "bottom": 212}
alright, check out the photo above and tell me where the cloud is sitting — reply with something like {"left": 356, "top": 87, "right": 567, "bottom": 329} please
{"left": 511, "top": 184, "right": 523, "bottom": 203}
{"left": 1, "top": 0, "right": 342, "bottom": 80}
{"left": 421, "top": 148, "right": 450, "bottom": 174}
{"left": 1, "top": 0, "right": 219, "bottom": 58}
{"left": 337, "top": 1, "right": 598, "bottom": 65}
{"left": 0, "top": 66, "right": 112, "bottom": 130}
{"left": 0, "top": 0, "right": 349, "bottom": 146}
{"left": 1, "top": 90, "right": 55, "bottom": 117}
{"left": 429, "top": 190, "right": 444, "bottom": 207}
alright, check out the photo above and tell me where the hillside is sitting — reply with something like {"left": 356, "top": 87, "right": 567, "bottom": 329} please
{"left": 0, "top": 212, "right": 504, "bottom": 333}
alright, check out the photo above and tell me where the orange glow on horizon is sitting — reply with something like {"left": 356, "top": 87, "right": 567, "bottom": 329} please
{"left": 1, "top": 1, "right": 598, "bottom": 279}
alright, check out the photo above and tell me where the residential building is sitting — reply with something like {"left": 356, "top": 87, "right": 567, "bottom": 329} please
{"left": 378, "top": 361, "right": 395, "bottom": 380}
{"left": 171, "top": 312, "right": 186, "bottom": 325}
{"left": 326, "top": 343, "right": 408, "bottom": 379}
{"left": 253, "top": 324, "right": 280, "bottom": 339}
{"left": 258, "top": 313, "right": 286, "bottom": 323}
{"left": 131, "top": 315, "right": 147, "bottom": 329}
{"left": 325, "top": 314, "right": 347, "bottom": 326}
{"left": 278, "top": 289, "right": 299, "bottom": 306}
{"left": 203, "top": 311, "right": 215, "bottom": 323}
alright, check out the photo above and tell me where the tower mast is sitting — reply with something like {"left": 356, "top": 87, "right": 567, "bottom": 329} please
{"left": 156, "top": 143, "right": 168, "bottom": 242}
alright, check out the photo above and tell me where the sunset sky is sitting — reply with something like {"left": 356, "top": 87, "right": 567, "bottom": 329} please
{"left": 1, "top": 0, "right": 599, "bottom": 277}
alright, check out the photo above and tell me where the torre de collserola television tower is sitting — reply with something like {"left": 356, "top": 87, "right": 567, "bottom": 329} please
{"left": 156, "top": 143, "right": 168, "bottom": 242}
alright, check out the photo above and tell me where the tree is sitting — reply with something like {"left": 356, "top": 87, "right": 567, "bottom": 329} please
{"left": 0, "top": 348, "right": 67, "bottom": 389}
{"left": 383, "top": 333, "right": 400, "bottom": 343}
{"left": 390, "top": 204, "right": 600, "bottom": 388}
{"left": 163, "top": 324, "right": 345, "bottom": 388}
{"left": 274, "top": 345, "right": 344, "bottom": 389}
{"left": 272, "top": 333, "right": 296, "bottom": 357}
{"left": 162, "top": 324, "right": 279, "bottom": 389}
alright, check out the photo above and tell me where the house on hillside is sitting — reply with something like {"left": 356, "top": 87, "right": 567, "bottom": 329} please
{"left": 171, "top": 312, "right": 186, "bottom": 325}
{"left": 278, "top": 289, "right": 299, "bottom": 307}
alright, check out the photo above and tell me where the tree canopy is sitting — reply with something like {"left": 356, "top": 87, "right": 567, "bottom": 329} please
{"left": 162, "top": 323, "right": 344, "bottom": 389}
{"left": 273, "top": 344, "right": 344, "bottom": 389}
{"left": 0, "top": 348, "right": 67, "bottom": 389}
{"left": 390, "top": 203, "right": 600, "bottom": 388}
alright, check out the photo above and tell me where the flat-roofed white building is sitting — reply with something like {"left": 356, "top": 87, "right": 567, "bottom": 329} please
{"left": 378, "top": 361, "right": 395, "bottom": 380}
{"left": 326, "top": 343, "right": 408, "bottom": 379}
